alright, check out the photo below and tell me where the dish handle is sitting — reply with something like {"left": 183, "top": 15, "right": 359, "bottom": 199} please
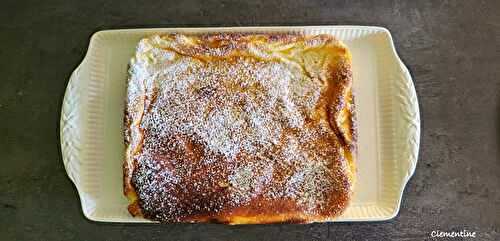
{"left": 60, "top": 60, "right": 98, "bottom": 217}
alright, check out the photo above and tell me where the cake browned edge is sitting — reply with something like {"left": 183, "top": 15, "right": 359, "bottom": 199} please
{"left": 123, "top": 33, "right": 357, "bottom": 223}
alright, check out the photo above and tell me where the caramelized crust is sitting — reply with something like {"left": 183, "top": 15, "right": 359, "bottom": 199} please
{"left": 124, "top": 33, "right": 356, "bottom": 224}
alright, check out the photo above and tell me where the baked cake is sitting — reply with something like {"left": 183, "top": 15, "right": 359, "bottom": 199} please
{"left": 124, "top": 33, "right": 356, "bottom": 224}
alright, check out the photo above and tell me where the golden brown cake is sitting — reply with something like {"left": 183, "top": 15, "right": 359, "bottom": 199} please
{"left": 124, "top": 33, "right": 356, "bottom": 224}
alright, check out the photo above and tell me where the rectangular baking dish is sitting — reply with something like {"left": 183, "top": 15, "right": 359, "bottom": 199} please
{"left": 60, "top": 26, "right": 420, "bottom": 222}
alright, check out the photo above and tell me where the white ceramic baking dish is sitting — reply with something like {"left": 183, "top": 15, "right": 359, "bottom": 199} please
{"left": 60, "top": 26, "right": 420, "bottom": 222}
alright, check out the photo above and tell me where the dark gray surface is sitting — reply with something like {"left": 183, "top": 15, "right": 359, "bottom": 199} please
{"left": 1, "top": 0, "right": 499, "bottom": 240}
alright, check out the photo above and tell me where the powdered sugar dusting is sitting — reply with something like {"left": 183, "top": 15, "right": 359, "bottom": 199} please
{"left": 126, "top": 34, "right": 351, "bottom": 221}
{"left": 138, "top": 55, "right": 316, "bottom": 159}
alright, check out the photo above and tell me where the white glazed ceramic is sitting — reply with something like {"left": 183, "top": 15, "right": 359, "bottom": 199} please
{"left": 60, "top": 26, "right": 420, "bottom": 222}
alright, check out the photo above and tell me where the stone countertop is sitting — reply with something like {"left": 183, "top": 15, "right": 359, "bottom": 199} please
{"left": 1, "top": 0, "right": 499, "bottom": 240}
